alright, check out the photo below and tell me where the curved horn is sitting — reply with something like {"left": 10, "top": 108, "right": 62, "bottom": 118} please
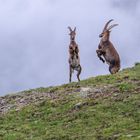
{"left": 68, "top": 26, "right": 72, "bottom": 32}
{"left": 74, "top": 27, "right": 76, "bottom": 32}
{"left": 107, "top": 24, "right": 118, "bottom": 30}
{"left": 103, "top": 19, "right": 114, "bottom": 31}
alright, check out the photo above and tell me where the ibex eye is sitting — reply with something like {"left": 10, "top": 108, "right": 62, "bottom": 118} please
{"left": 99, "top": 34, "right": 103, "bottom": 37}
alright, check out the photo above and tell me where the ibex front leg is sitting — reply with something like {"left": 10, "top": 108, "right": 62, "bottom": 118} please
{"left": 77, "top": 65, "right": 82, "bottom": 82}
{"left": 96, "top": 49, "right": 105, "bottom": 63}
{"left": 69, "top": 65, "right": 73, "bottom": 83}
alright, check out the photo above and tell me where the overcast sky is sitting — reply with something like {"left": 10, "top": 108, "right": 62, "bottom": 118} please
{"left": 0, "top": 0, "right": 140, "bottom": 95}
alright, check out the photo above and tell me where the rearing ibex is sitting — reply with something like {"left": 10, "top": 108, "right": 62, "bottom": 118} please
{"left": 68, "top": 26, "right": 82, "bottom": 82}
{"left": 96, "top": 19, "right": 120, "bottom": 74}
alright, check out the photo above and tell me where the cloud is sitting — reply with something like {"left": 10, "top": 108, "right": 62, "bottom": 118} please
{"left": 0, "top": 0, "right": 140, "bottom": 95}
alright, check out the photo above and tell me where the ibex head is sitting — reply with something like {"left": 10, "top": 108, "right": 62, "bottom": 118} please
{"left": 68, "top": 26, "right": 76, "bottom": 41}
{"left": 99, "top": 19, "right": 118, "bottom": 41}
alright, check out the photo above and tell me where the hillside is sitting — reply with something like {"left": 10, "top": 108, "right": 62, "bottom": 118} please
{"left": 0, "top": 63, "right": 140, "bottom": 140}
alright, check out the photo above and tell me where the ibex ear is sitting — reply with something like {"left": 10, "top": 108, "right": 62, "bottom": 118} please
{"left": 74, "top": 27, "right": 76, "bottom": 32}
{"left": 68, "top": 26, "right": 72, "bottom": 32}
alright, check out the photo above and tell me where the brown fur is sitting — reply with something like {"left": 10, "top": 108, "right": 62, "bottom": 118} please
{"left": 68, "top": 27, "right": 82, "bottom": 82}
{"left": 96, "top": 19, "right": 120, "bottom": 74}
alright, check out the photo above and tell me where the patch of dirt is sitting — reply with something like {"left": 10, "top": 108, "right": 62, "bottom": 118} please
{"left": 0, "top": 80, "right": 140, "bottom": 115}
{"left": 0, "top": 91, "right": 60, "bottom": 115}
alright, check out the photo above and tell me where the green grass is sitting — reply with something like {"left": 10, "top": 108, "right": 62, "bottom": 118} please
{"left": 0, "top": 63, "right": 140, "bottom": 140}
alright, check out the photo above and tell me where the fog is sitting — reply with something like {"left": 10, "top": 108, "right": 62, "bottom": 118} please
{"left": 0, "top": 0, "right": 140, "bottom": 95}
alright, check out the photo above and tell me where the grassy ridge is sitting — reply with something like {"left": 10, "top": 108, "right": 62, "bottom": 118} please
{"left": 0, "top": 63, "right": 140, "bottom": 140}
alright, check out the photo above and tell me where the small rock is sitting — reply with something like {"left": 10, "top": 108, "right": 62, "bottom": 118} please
{"left": 126, "top": 134, "right": 133, "bottom": 137}
{"left": 19, "top": 98, "right": 25, "bottom": 103}
{"left": 0, "top": 99, "right": 6, "bottom": 105}
{"left": 80, "top": 87, "right": 102, "bottom": 98}
{"left": 74, "top": 102, "right": 88, "bottom": 109}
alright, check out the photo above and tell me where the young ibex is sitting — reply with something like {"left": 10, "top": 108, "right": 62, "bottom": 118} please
{"left": 68, "top": 26, "right": 82, "bottom": 82}
{"left": 96, "top": 19, "right": 120, "bottom": 74}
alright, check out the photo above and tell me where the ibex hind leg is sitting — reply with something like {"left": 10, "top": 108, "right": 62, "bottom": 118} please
{"left": 109, "top": 60, "right": 116, "bottom": 74}
{"left": 69, "top": 66, "right": 73, "bottom": 83}
{"left": 109, "top": 64, "right": 114, "bottom": 74}
{"left": 77, "top": 65, "right": 82, "bottom": 82}
{"left": 109, "top": 65, "right": 119, "bottom": 74}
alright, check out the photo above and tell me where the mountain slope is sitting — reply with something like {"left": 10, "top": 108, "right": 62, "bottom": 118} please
{"left": 0, "top": 63, "right": 140, "bottom": 140}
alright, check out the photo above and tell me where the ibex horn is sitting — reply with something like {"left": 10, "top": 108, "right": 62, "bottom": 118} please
{"left": 68, "top": 26, "right": 72, "bottom": 32}
{"left": 107, "top": 24, "right": 119, "bottom": 30}
{"left": 74, "top": 27, "right": 76, "bottom": 32}
{"left": 103, "top": 19, "right": 114, "bottom": 31}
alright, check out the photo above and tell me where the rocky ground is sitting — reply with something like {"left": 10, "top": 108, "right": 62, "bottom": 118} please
{"left": 0, "top": 63, "right": 140, "bottom": 140}
{"left": 0, "top": 76, "right": 140, "bottom": 115}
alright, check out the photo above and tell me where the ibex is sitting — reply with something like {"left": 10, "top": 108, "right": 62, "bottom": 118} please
{"left": 96, "top": 19, "right": 120, "bottom": 74}
{"left": 68, "top": 26, "right": 82, "bottom": 82}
